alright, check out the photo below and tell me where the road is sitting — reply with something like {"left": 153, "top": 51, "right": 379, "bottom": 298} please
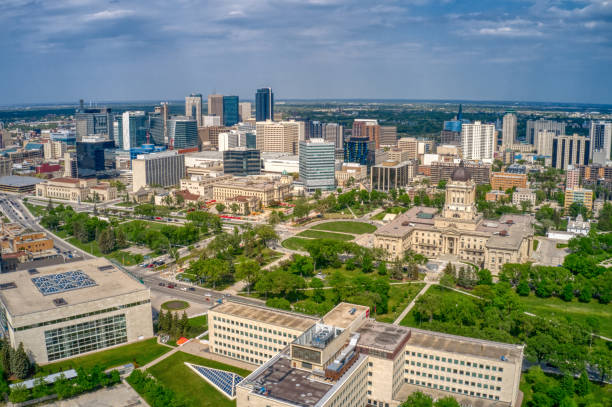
{"left": 0, "top": 194, "right": 92, "bottom": 264}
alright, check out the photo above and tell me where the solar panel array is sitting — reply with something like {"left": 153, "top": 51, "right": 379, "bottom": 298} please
{"left": 31, "top": 271, "right": 97, "bottom": 296}
{"left": 192, "top": 365, "right": 244, "bottom": 398}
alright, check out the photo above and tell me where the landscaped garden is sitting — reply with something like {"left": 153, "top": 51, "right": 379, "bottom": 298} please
{"left": 282, "top": 221, "right": 377, "bottom": 251}
{"left": 140, "top": 351, "right": 252, "bottom": 407}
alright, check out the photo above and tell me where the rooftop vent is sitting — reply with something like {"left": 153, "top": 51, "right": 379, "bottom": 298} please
{"left": 53, "top": 298, "right": 67, "bottom": 306}
{"left": 28, "top": 269, "right": 39, "bottom": 275}
{"left": 0, "top": 282, "right": 16, "bottom": 290}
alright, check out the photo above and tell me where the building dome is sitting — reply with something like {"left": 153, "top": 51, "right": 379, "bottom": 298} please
{"left": 451, "top": 163, "right": 471, "bottom": 182}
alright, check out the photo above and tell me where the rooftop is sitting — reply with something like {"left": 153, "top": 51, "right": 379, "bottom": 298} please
{"left": 322, "top": 303, "right": 369, "bottom": 329}
{"left": 374, "top": 206, "right": 437, "bottom": 237}
{"left": 395, "top": 383, "right": 511, "bottom": 407}
{"left": 356, "top": 320, "right": 411, "bottom": 353}
{"left": 0, "top": 258, "right": 148, "bottom": 317}
{"left": 49, "top": 177, "right": 80, "bottom": 184}
{"left": 407, "top": 328, "right": 523, "bottom": 364}
{"left": 0, "top": 176, "right": 44, "bottom": 187}
{"left": 248, "top": 356, "right": 332, "bottom": 407}
{"left": 211, "top": 300, "right": 317, "bottom": 331}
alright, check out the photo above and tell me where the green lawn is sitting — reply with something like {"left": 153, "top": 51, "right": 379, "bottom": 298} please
{"left": 38, "top": 338, "right": 170, "bottom": 375}
{"left": 311, "top": 221, "right": 377, "bottom": 234}
{"left": 187, "top": 315, "right": 208, "bottom": 337}
{"left": 519, "top": 295, "right": 612, "bottom": 338}
{"left": 67, "top": 237, "right": 103, "bottom": 256}
{"left": 282, "top": 237, "right": 310, "bottom": 251}
{"left": 24, "top": 202, "right": 46, "bottom": 217}
{"left": 146, "top": 351, "right": 252, "bottom": 407}
{"left": 106, "top": 250, "right": 144, "bottom": 266}
{"left": 297, "top": 230, "right": 354, "bottom": 241}
{"left": 399, "top": 285, "right": 468, "bottom": 327}
{"left": 375, "top": 283, "right": 426, "bottom": 323}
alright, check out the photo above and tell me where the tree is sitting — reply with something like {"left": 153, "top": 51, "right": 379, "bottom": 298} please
{"left": 255, "top": 225, "right": 279, "bottom": 247}
{"left": 477, "top": 269, "right": 493, "bottom": 285}
{"left": 268, "top": 211, "right": 282, "bottom": 226}
{"left": 293, "top": 199, "right": 310, "bottom": 219}
{"left": 560, "top": 283, "right": 574, "bottom": 302}
{"left": 400, "top": 391, "right": 433, "bottom": 407}
{"left": 434, "top": 397, "right": 460, "bottom": 407}
{"left": 8, "top": 384, "right": 30, "bottom": 403}
{"left": 230, "top": 203, "right": 240, "bottom": 214}
{"left": 266, "top": 297, "right": 291, "bottom": 310}
{"left": 313, "top": 189, "right": 322, "bottom": 200}
{"left": 597, "top": 203, "right": 612, "bottom": 231}
{"left": 0, "top": 338, "right": 11, "bottom": 376}
{"left": 97, "top": 227, "right": 116, "bottom": 254}
{"left": 215, "top": 203, "right": 226, "bottom": 213}
{"left": 517, "top": 280, "right": 530, "bottom": 296}
{"left": 10, "top": 343, "right": 30, "bottom": 379}
{"left": 575, "top": 370, "right": 590, "bottom": 396}
{"left": 590, "top": 348, "right": 611, "bottom": 383}
{"left": 236, "top": 259, "right": 262, "bottom": 294}
{"left": 180, "top": 311, "right": 189, "bottom": 337}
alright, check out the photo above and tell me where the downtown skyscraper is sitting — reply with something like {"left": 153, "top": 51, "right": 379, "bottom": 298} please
{"left": 256, "top": 88, "right": 274, "bottom": 121}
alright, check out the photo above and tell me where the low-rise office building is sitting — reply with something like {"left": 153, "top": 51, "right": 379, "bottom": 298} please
{"left": 1, "top": 229, "right": 54, "bottom": 255}
{"left": 370, "top": 160, "right": 418, "bottom": 191}
{"left": 335, "top": 163, "right": 368, "bottom": 187}
{"left": 0, "top": 258, "right": 153, "bottom": 364}
{"left": 180, "top": 174, "right": 233, "bottom": 199}
{"left": 491, "top": 172, "right": 527, "bottom": 191}
{"left": 35, "top": 178, "right": 117, "bottom": 203}
{"left": 512, "top": 188, "right": 536, "bottom": 207}
{"left": 208, "top": 301, "right": 524, "bottom": 407}
{"left": 213, "top": 177, "right": 292, "bottom": 207}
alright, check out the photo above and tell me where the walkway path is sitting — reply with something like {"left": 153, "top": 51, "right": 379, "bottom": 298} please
{"left": 140, "top": 342, "right": 181, "bottom": 370}
{"left": 393, "top": 282, "right": 432, "bottom": 325}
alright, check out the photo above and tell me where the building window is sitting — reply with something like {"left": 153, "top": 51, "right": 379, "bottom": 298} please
{"left": 44, "top": 314, "right": 127, "bottom": 361}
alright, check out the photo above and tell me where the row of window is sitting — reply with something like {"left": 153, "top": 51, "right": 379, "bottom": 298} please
{"left": 212, "top": 324, "right": 291, "bottom": 345}
{"left": 45, "top": 314, "right": 127, "bottom": 361}
{"left": 406, "top": 369, "right": 502, "bottom": 391}
{"left": 213, "top": 347, "right": 269, "bottom": 365}
{"left": 407, "top": 351, "right": 504, "bottom": 372}
{"left": 211, "top": 316, "right": 298, "bottom": 338}
{"left": 407, "top": 361, "right": 502, "bottom": 382}
{"left": 407, "top": 379, "right": 501, "bottom": 401}
{"left": 215, "top": 333, "right": 286, "bottom": 352}
{"left": 328, "top": 363, "right": 367, "bottom": 407}
{"left": 213, "top": 339, "right": 280, "bottom": 363}
{"left": 14, "top": 299, "right": 150, "bottom": 332}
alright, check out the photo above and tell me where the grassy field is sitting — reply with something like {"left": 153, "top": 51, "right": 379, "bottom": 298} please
{"left": 186, "top": 315, "right": 208, "bottom": 337}
{"left": 519, "top": 295, "right": 612, "bottom": 338}
{"left": 147, "top": 351, "right": 252, "bottom": 407}
{"left": 311, "top": 221, "right": 377, "bottom": 234}
{"left": 162, "top": 300, "right": 190, "bottom": 311}
{"left": 67, "top": 237, "right": 104, "bottom": 257}
{"left": 375, "top": 283, "right": 426, "bottom": 323}
{"left": 24, "top": 201, "right": 47, "bottom": 217}
{"left": 282, "top": 237, "right": 310, "bottom": 251}
{"left": 296, "top": 230, "right": 355, "bottom": 241}
{"left": 106, "top": 250, "right": 144, "bottom": 266}
{"left": 38, "top": 338, "right": 170, "bottom": 375}
{"left": 399, "top": 285, "right": 467, "bottom": 327}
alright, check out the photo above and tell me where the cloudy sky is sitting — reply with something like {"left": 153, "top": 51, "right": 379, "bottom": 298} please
{"left": 1, "top": 0, "right": 611, "bottom": 105}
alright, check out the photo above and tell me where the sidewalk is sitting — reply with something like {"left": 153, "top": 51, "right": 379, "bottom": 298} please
{"left": 393, "top": 282, "right": 432, "bottom": 325}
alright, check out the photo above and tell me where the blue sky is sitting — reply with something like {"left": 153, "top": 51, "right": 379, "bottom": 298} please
{"left": 1, "top": 0, "right": 611, "bottom": 105}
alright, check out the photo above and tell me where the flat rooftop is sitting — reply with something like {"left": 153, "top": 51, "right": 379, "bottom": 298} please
{"left": 395, "top": 383, "right": 511, "bottom": 407}
{"left": 248, "top": 356, "right": 332, "bottom": 407}
{"left": 407, "top": 328, "right": 523, "bottom": 364}
{"left": 211, "top": 300, "right": 317, "bottom": 331}
{"left": 0, "top": 176, "right": 44, "bottom": 187}
{"left": 0, "top": 258, "right": 148, "bottom": 317}
{"left": 356, "top": 320, "right": 411, "bottom": 353}
{"left": 322, "top": 303, "right": 369, "bottom": 329}
{"left": 375, "top": 206, "right": 437, "bottom": 237}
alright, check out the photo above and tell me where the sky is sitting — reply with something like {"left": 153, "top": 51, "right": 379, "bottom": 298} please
{"left": 1, "top": 0, "right": 611, "bottom": 105}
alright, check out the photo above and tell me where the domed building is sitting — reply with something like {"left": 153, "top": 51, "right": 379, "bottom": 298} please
{"left": 374, "top": 162, "right": 533, "bottom": 274}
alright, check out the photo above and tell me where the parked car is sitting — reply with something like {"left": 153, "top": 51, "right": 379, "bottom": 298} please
{"left": 188, "top": 287, "right": 195, "bottom": 291}
{"left": 180, "top": 287, "right": 187, "bottom": 292}
{"left": 167, "top": 284, "right": 175, "bottom": 289}
{"left": 158, "top": 282, "right": 166, "bottom": 287}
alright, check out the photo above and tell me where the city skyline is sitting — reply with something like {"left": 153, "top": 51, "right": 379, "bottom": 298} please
{"left": 1, "top": 0, "right": 611, "bottom": 105}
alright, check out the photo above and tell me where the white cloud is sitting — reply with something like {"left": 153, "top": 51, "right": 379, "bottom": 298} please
{"left": 83, "top": 9, "right": 134, "bottom": 22}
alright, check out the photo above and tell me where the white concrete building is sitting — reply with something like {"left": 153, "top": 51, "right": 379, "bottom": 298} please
{"left": 0, "top": 258, "right": 153, "bottom": 364}
{"left": 461, "top": 121, "right": 495, "bottom": 161}
{"left": 502, "top": 113, "right": 517, "bottom": 146}
{"left": 132, "top": 151, "right": 185, "bottom": 192}
{"left": 512, "top": 188, "right": 536, "bottom": 207}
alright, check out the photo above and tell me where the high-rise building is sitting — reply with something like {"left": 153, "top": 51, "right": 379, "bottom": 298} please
{"left": 223, "top": 148, "right": 261, "bottom": 176}
{"left": 76, "top": 137, "right": 116, "bottom": 178}
{"left": 218, "top": 130, "right": 247, "bottom": 152}
{"left": 502, "top": 112, "right": 517, "bottom": 146}
{"left": 208, "top": 94, "right": 224, "bottom": 123}
{"left": 352, "top": 119, "right": 380, "bottom": 149}
{"left": 149, "top": 115, "right": 166, "bottom": 146}
{"left": 590, "top": 121, "right": 612, "bottom": 165}
{"left": 526, "top": 119, "right": 565, "bottom": 145}
{"left": 43, "top": 140, "right": 66, "bottom": 160}
{"left": 322, "top": 123, "right": 343, "bottom": 154}
{"left": 397, "top": 137, "right": 418, "bottom": 160}
{"left": 308, "top": 121, "right": 323, "bottom": 140}
{"left": 153, "top": 102, "right": 169, "bottom": 143}
{"left": 239, "top": 102, "right": 252, "bottom": 122}
{"left": 461, "top": 121, "right": 495, "bottom": 161}
{"left": 255, "top": 121, "right": 302, "bottom": 154}
{"left": 344, "top": 136, "right": 375, "bottom": 167}
{"left": 535, "top": 130, "right": 555, "bottom": 157}
{"left": 132, "top": 151, "right": 185, "bottom": 192}
{"left": 75, "top": 105, "right": 113, "bottom": 141}
{"left": 255, "top": 88, "right": 274, "bottom": 121}
{"left": 551, "top": 133, "right": 590, "bottom": 170}
{"left": 202, "top": 115, "right": 222, "bottom": 127}
{"left": 371, "top": 160, "right": 417, "bottom": 191}
{"left": 440, "top": 129, "right": 462, "bottom": 146}
{"left": 117, "top": 111, "right": 148, "bottom": 150}
{"left": 0, "top": 157, "right": 11, "bottom": 177}
{"left": 246, "top": 133, "right": 257, "bottom": 149}
{"left": 223, "top": 96, "right": 239, "bottom": 126}
{"left": 566, "top": 166, "right": 580, "bottom": 190}
{"left": 299, "top": 139, "right": 335, "bottom": 191}
{"left": 379, "top": 126, "right": 398, "bottom": 147}
{"left": 185, "top": 94, "right": 203, "bottom": 127}
{"left": 168, "top": 116, "right": 198, "bottom": 149}
{"left": 63, "top": 152, "right": 77, "bottom": 178}
{"left": 564, "top": 188, "right": 593, "bottom": 212}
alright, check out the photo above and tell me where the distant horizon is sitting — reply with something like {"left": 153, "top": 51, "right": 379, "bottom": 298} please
{"left": 2, "top": 97, "right": 612, "bottom": 111}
